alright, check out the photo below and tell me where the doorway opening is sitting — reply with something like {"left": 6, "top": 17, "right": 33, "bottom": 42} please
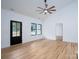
{"left": 56, "top": 23, "right": 63, "bottom": 41}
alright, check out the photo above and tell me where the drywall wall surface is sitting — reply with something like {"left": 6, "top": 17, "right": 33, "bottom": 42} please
{"left": 1, "top": 9, "right": 43, "bottom": 48}
{"left": 43, "top": 2, "right": 78, "bottom": 43}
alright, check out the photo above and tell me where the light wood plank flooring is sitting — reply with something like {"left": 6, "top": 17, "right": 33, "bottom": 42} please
{"left": 1, "top": 40, "right": 78, "bottom": 59}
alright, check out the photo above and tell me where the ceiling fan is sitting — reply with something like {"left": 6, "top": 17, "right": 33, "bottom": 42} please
{"left": 37, "top": 0, "right": 56, "bottom": 15}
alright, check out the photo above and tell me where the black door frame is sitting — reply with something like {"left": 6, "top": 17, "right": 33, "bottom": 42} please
{"left": 10, "top": 20, "right": 22, "bottom": 45}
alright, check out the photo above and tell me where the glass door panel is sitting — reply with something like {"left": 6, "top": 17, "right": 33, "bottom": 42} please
{"left": 16, "top": 23, "right": 20, "bottom": 36}
{"left": 12, "top": 22, "right": 17, "bottom": 37}
{"left": 10, "top": 21, "right": 22, "bottom": 45}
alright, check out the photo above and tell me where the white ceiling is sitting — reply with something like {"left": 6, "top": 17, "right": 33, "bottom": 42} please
{"left": 1, "top": 0, "right": 77, "bottom": 20}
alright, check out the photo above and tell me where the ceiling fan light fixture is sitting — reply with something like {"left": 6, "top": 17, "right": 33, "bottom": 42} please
{"left": 44, "top": 10, "right": 48, "bottom": 13}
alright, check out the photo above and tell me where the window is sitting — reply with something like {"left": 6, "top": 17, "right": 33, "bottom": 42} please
{"left": 37, "top": 24, "right": 42, "bottom": 35}
{"left": 31, "top": 23, "right": 37, "bottom": 35}
{"left": 31, "top": 23, "right": 42, "bottom": 36}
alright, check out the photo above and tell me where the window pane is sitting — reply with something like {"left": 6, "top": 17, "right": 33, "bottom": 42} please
{"left": 37, "top": 30, "right": 41, "bottom": 35}
{"left": 37, "top": 24, "right": 41, "bottom": 29}
{"left": 37, "top": 24, "right": 42, "bottom": 35}
{"left": 12, "top": 22, "right": 17, "bottom": 37}
{"left": 31, "top": 30, "right": 36, "bottom": 35}
{"left": 31, "top": 23, "right": 37, "bottom": 35}
{"left": 16, "top": 23, "right": 20, "bottom": 36}
{"left": 31, "top": 23, "right": 37, "bottom": 30}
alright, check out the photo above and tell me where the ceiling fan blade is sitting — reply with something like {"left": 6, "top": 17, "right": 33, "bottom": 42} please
{"left": 37, "top": 7, "right": 44, "bottom": 10}
{"left": 48, "top": 6, "right": 55, "bottom": 10}
{"left": 47, "top": 10, "right": 52, "bottom": 14}
{"left": 39, "top": 11, "right": 44, "bottom": 14}
{"left": 50, "top": 9, "right": 56, "bottom": 11}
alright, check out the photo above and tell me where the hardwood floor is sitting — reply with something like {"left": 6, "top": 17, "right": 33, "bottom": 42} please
{"left": 1, "top": 40, "right": 78, "bottom": 59}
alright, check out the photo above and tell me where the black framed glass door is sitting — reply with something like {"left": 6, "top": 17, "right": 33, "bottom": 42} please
{"left": 10, "top": 21, "right": 22, "bottom": 45}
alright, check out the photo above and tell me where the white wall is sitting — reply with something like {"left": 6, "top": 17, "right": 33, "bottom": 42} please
{"left": 43, "top": 2, "right": 78, "bottom": 43}
{"left": 1, "top": 9, "right": 43, "bottom": 48}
